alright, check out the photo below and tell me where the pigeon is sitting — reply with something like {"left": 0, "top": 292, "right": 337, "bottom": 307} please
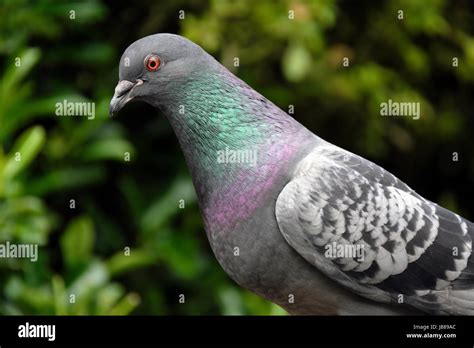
{"left": 110, "top": 33, "right": 474, "bottom": 315}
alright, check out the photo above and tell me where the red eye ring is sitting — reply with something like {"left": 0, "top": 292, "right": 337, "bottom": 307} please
{"left": 144, "top": 54, "right": 162, "bottom": 72}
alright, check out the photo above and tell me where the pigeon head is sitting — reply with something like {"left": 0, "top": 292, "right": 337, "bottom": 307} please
{"left": 110, "top": 33, "right": 213, "bottom": 116}
{"left": 110, "top": 33, "right": 302, "bottom": 194}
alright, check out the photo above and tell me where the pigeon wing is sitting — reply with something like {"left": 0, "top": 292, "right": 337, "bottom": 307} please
{"left": 275, "top": 144, "right": 474, "bottom": 314}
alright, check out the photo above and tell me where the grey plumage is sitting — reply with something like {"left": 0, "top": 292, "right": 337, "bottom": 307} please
{"left": 111, "top": 33, "right": 474, "bottom": 315}
{"left": 276, "top": 144, "right": 474, "bottom": 314}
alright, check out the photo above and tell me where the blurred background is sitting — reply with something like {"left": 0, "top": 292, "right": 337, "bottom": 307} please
{"left": 0, "top": 0, "right": 473, "bottom": 315}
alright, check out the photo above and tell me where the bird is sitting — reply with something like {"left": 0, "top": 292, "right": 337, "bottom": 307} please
{"left": 110, "top": 33, "right": 474, "bottom": 315}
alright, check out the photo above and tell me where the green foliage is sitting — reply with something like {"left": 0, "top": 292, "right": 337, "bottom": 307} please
{"left": 0, "top": 0, "right": 473, "bottom": 315}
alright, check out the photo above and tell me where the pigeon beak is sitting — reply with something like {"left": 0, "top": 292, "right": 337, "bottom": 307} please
{"left": 109, "top": 79, "right": 144, "bottom": 117}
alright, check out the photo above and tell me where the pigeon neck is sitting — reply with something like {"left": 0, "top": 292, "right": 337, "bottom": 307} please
{"left": 156, "top": 66, "right": 308, "bottom": 227}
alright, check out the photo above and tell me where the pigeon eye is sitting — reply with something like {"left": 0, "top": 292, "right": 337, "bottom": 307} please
{"left": 144, "top": 54, "right": 161, "bottom": 72}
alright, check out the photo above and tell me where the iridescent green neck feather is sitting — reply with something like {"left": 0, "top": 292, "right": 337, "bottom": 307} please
{"left": 153, "top": 64, "right": 312, "bottom": 226}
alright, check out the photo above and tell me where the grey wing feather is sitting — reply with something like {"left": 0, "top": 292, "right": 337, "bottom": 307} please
{"left": 276, "top": 144, "right": 474, "bottom": 314}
